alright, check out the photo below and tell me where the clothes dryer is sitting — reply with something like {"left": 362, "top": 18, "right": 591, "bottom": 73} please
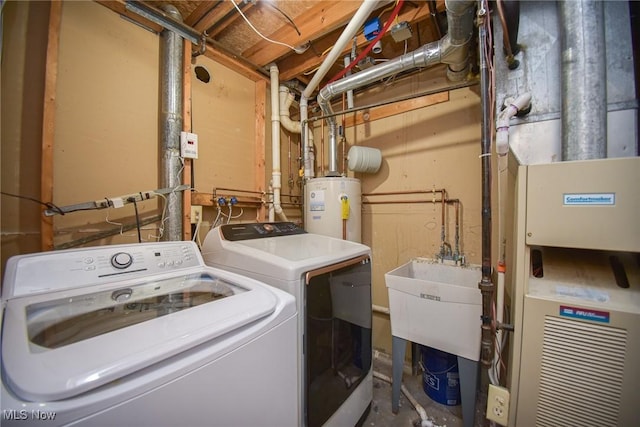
{"left": 1, "top": 241, "right": 298, "bottom": 426}
{"left": 202, "top": 222, "right": 372, "bottom": 427}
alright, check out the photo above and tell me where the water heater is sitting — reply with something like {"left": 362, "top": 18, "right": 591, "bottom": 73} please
{"left": 304, "top": 177, "right": 361, "bottom": 242}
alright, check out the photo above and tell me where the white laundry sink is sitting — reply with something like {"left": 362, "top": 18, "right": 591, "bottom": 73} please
{"left": 385, "top": 258, "right": 482, "bottom": 361}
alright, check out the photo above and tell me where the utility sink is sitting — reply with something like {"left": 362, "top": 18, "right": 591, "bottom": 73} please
{"left": 385, "top": 258, "right": 482, "bottom": 361}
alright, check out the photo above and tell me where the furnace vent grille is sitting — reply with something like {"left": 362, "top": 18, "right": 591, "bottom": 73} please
{"left": 536, "top": 316, "right": 627, "bottom": 427}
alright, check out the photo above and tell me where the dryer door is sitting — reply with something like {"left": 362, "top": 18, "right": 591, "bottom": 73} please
{"left": 305, "top": 255, "right": 372, "bottom": 427}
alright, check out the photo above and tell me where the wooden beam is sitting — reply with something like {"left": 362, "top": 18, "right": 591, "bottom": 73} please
{"left": 254, "top": 80, "right": 267, "bottom": 222}
{"left": 184, "top": 0, "right": 221, "bottom": 27}
{"left": 182, "top": 39, "right": 193, "bottom": 241}
{"left": 241, "top": 1, "right": 364, "bottom": 67}
{"left": 278, "top": 2, "right": 436, "bottom": 82}
{"left": 41, "top": 0, "right": 62, "bottom": 251}
{"left": 203, "top": 43, "right": 267, "bottom": 82}
{"left": 95, "top": 0, "right": 163, "bottom": 32}
{"left": 343, "top": 92, "right": 449, "bottom": 128}
{"left": 192, "top": 1, "right": 254, "bottom": 35}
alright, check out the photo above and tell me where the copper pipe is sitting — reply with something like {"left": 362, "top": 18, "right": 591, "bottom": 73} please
{"left": 342, "top": 93, "right": 347, "bottom": 174}
{"left": 362, "top": 194, "right": 463, "bottom": 263}
{"left": 496, "top": 0, "right": 513, "bottom": 58}
{"left": 447, "top": 199, "right": 461, "bottom": 258}
{"left": 362, "top": 189, "right": 446, "bottom": 197}
{"left": 362, "top": 200, "right": 445, "bottom": 204}
{"left": 342, "top": 218, "right": 347, "bottom": 240}
{"left": 441, "top": 189, "right": 447, "bottom": 256}
{"left": 288, "top": 134, "right": 293, "bottom": 190}
{"left": 213, "top": 187, "right": 263, "bottom": 195}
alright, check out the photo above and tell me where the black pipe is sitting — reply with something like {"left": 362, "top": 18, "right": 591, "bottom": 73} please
{"left": 478, "top": 7, "right": 495, "bottom": 369}
{"left": 501, "top": 0, "right": 520, "bottom": 56}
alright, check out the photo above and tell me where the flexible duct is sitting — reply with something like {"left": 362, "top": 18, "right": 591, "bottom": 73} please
{"left": 269, "top": 65, "right": 288, "bottom": 222}
{"left": 300, "top": 0, "right": 380, "bottom": 179}
{"left": 317, "top": 0, "right": 475, "bottom": 175}
{"left": 159, "top": 5, "right": 184, "bottom": 241}
{"left": 559, "top": 0, "right": 607, "bottom": 161}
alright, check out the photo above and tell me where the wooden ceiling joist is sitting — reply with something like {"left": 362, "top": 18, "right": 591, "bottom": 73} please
{"left": 277, "top": 1, "right": 436, "bottom": 82}
{"left": 192, "top": 1, "right": 254, "bottom": 35}
{"left": 241, "top": 0, "right": 365, "bottom": 67}
{"left": 95, "top": 0, "right": 164, "bottom": 32}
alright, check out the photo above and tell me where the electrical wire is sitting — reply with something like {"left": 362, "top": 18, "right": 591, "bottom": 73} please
{"left": 128, "top": 197, "right": 142, "bottom": 243}
{"left": 325, "top": 0, "right": 405, "bottom": 85}
{"left": 263, "top": 2, "right": 301, "bottom": 36}
{"left": 228, "top": 0, "right": 307, "bottom": 54}
{"left": 148, "top": 193, "right": 168, "bottom": 241}
{"left": 1, "top": 191, "right": 64, "bottom": 215}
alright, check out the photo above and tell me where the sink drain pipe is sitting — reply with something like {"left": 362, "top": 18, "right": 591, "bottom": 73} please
{"left": 373, "top": 371, "right": 435, "bottom": 427}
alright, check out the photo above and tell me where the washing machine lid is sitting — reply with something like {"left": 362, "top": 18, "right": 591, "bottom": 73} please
{"left": 202, "top": 225, "right": 371, "bottom": 281}
{"left": 2, "top": 268, "right": 277, "bottom": 402}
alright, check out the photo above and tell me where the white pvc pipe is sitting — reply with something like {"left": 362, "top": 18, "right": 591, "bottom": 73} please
{"left": 269, "top": 64, "right": 288, "bottom": 222}
{"left": 300, "top": 0, "right": 380, "bottom": 178}
{"left": 495, "top": 92, "right": 531, "bottom": 156}
{"left": 372, "top": 371, "right": 434, "bottom": 427}
{"left": 492, "top": 92, "right": 530, "bottom": 384}
{"left": 372, "top": 304, "right": 390, "bottom": 315}
{"left": 344, "top": 55, "right": 355, "bottom": 109}
{"left": 279, "top": 86, "right": 314, "bottom": 179}
{"left": 279, "top": 87, "right": 301, "bottom": 133}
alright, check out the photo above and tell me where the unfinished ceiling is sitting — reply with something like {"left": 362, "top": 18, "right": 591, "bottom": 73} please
{"left": 98, "top": 0, "right": 447, "bottom": 89}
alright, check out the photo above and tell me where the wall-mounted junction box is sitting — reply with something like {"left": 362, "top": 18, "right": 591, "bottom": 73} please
{"left": 180, "top": 131, "right": 198, "bottom": 159}
{"left": 390, "top": 21, "right": 412, "bottom": 42}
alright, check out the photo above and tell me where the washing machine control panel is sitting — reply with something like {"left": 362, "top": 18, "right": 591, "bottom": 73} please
{"left": 4, "top": 242, "right": 204, "bottom": 298}
{"left": 220, "top": 222, "right": 306, "bottom": 241}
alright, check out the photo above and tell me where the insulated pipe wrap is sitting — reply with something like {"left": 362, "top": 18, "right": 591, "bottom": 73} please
{"left": 159, "top": 5, "right": 184, "bottom": 241}
{"left": 559, "top": 0, "right": 607, "bottom": 161}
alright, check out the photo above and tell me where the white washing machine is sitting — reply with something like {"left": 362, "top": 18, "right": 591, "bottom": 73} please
{"left": 201, "top": 222, "right": 372, "bottom": 427}
{"left": 1, "top": 241, "right": 298, "bottom": 426}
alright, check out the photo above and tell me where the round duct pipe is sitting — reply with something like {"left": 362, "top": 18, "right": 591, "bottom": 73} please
{"left": 559, "top": 0, "right": 607, "bottom": 161}
{"left": 159, "top": 5, "right": 184, "bottom": 241}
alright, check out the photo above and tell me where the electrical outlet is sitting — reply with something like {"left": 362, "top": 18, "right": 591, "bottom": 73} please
{"left": 190, "top": 205, "right": 202, "bottom": 224}
{"left": 486, "top": 384, "right": 510, "bottom": 426}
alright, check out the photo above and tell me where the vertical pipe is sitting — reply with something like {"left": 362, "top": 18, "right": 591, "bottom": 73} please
{"left": 159, "top": 5, "right": 184, "bottom": 241}
{"left": 300, "top": 0, "right": 380, "bottom": 179}
{"left": 559, "top": 0, "right": 607, "bottom": 161}
{"left": 478, "top": 5, "right": 494, "bottom": 368}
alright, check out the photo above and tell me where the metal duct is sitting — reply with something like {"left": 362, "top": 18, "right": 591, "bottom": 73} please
{"left": 559, "top": 0, "right": 607, "bottom": 161}
{"left": 317, "top": 0, "right": 475, "bottom": 176}
{"left": 159, "top": 5, "right": 184, "bottom": 241}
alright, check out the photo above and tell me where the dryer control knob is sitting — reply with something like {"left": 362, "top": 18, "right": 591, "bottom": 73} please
{"left": 111, "top": 252, "right": 133, "bottom": 269}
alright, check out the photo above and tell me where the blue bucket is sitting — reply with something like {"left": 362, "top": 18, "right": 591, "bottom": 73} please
{"left": 421, "top": 346, "right": 460, "bottom": 406}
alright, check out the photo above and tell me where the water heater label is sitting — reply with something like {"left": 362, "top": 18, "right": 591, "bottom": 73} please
{"left": 559, "top": 305, "right": 610, "bottom": 323}
{"left": 309, "top": 191, "right": 325, "bottom": 211}
{"left": 563, "top": 193, "right": 615, "bottom": 206}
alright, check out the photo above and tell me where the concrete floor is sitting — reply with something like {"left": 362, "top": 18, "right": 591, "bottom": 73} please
{"left": 364, "top": 351, "right": 487, "bottom": 427}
